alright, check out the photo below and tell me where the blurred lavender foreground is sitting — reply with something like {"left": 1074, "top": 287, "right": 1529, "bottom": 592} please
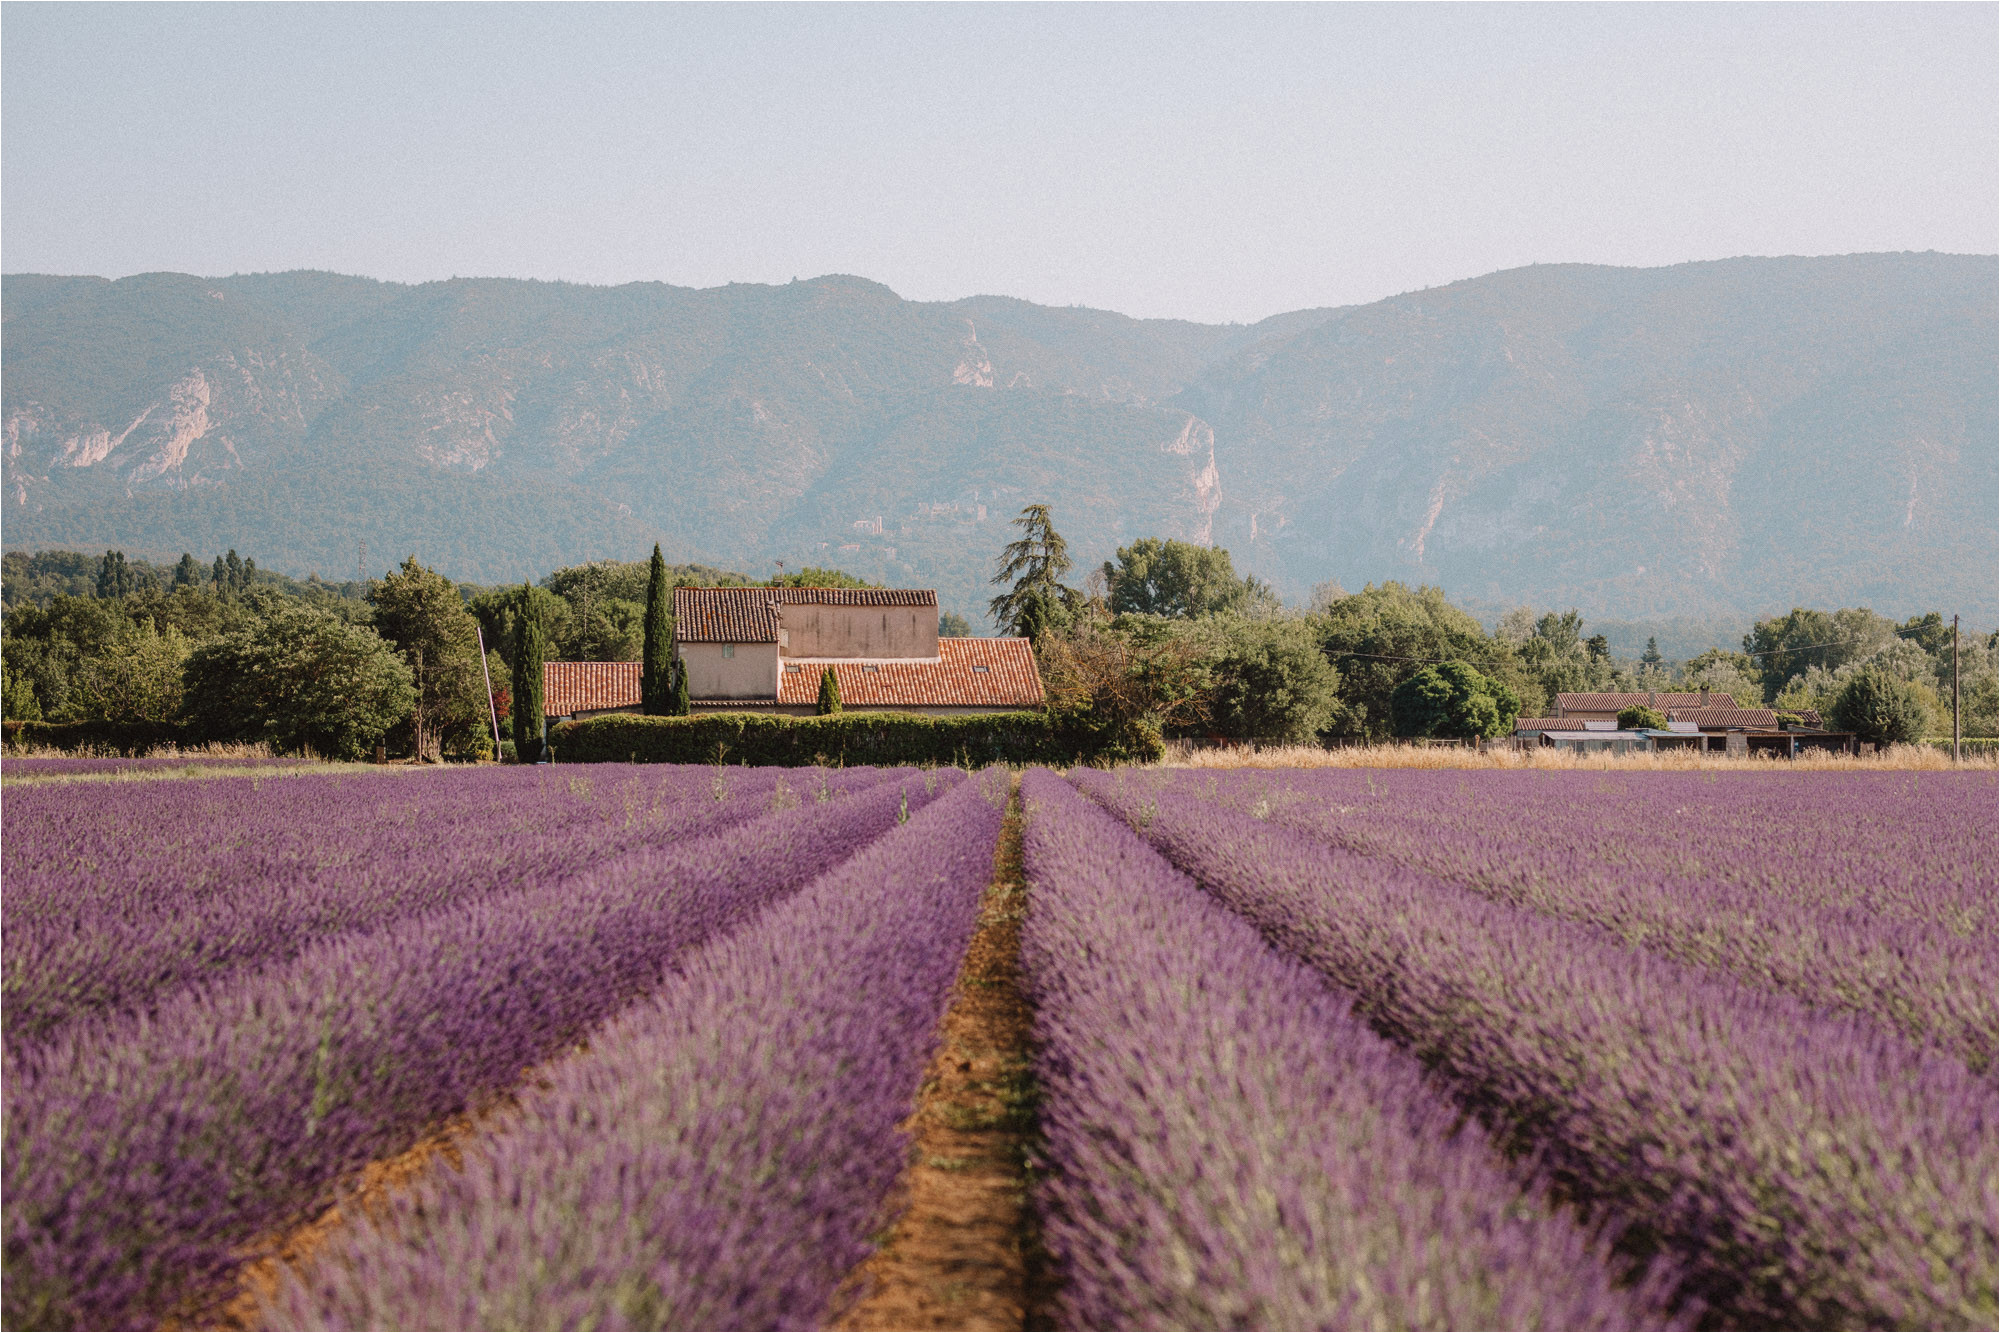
{"left": 1017, "top": 771, "right": 1682, "bottom": 1331}
{"left": 263, "top": 768, "right": 1007, "bottom": 1330}
{"left": 1071, "top": 769, "right": 1998, "bottom": 1330}
{"left": 3, "top": 768, "right": 946, "bottom": 1330}
{"left": 5, "top": 765, "right": 888, "bottom": 1044}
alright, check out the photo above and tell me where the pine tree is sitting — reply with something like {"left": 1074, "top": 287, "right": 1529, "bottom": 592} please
{"left": 1641, "top": 636, "right": 1664, "bottom": 668}
{"left": 671, "top": 657, "right": 691, "bottom": 717}
{"left": 641, "top": 544, "right": 672, "bottom": 714}
{"left": 212, "top": 555, "right": 227, "bottom": 592}
{"left": 817, "top": 666, "right": 842, "bottom": 715}
{"left": 226, "top": 550, "right": 244, "bottom": 593}
{"left": 511, "top": 582, "right": 546, "bottom": 762}
{"left": 173, "top": 553, "right": 201, "bottom": 588}
{"left": 989, "top": 504, "right": 1076, "bottom": 642}
{"left": 96, "top": 551, "right": 130, "bottom": 599}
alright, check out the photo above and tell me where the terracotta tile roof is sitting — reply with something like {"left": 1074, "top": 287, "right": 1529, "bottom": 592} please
{"left": 672, "top": 586, "right": 937, "bottom": 643}
{"left": 1511, "top": 717, "right": 1565, "bottom": 731}
{"left": 544, "top": 661, "right": 640, "bottom": 717}
{"left": 1556, "top": 692, "right": 1713, "bottom": 713}
{"left": 778, "top": 638, "right": 1043, "bottom": 709}
{"left": 1667, "top": 706, "right": 1779, "bottom": 729}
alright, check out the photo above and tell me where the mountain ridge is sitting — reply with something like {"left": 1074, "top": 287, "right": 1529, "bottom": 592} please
{"left": 5, "top": 253, "right": 1993, "bottom": 625}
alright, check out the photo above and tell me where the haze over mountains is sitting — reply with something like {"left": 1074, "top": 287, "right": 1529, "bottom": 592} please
{"left": 3, "top": 253, "right": 1993, "bottom": 628}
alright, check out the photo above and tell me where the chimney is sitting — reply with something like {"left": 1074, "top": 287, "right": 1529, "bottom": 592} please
{"left": 1647, "top": 690, "right": 1656, "bottom": 710}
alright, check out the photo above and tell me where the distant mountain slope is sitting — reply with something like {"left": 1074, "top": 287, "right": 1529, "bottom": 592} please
{"left": 4, "top": 255, "right": 1992, "bottom": 622}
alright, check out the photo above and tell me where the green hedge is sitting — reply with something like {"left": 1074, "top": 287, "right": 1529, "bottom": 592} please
{"left": 2, "top": 720, "right": 189, "bottom": 754}
{"left": 547, "top": 709, "right": 1162, "bottom": 767}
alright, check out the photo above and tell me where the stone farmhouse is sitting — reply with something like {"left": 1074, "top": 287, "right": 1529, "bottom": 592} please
{"left": 542, "top": 587, "right": 1044, "bottom": 722}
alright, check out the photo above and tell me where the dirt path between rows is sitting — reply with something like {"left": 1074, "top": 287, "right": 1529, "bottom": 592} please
{"left": 831, "top": 773, "right": 1047, "bottom": 1332}
{"left": 187, "top": 774, "right": 1046, "bottom": 1332}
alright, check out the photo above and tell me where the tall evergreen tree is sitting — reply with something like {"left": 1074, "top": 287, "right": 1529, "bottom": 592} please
{"left": 173, "top": 553, "right": 201, "bottom": 588}
{"left": 641, "top": 544, "right": 672, "bottom": 714}
{"left": 95, "top": 551, "right": 130, "bottom": 599}
{"left": 816, "top": 665, "right": 842, "bottom": 715}
{"left": 225, "top": 550, "right": 244, "bottom": 593}
{"left": 671, "top": 657, "right": 691, "bottom": 716}
{"left": 988, "top": 503, "right": 1077, "bottom": 642}
{"left": 212, "top": 555, "right": 227, "bottom": 592}
{"left": 511, "top": 582, "right": 547, "bottom": 762}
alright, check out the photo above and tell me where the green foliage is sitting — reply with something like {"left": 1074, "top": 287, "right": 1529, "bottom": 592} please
{"left": 1617, "top": 705, "right": 1669, "bottom": 731}
{"left": 2, "top": 652, "right": 43, "bottom": 721}
{"left": 511, "top": 584, "right": 547, "bottom": 763}
{"left": 1102, "top": 538, "right": 1275, "bottom": 619}
{"left": 1828, "top": 667, "right": 1929, "bottom": 744}
{"left": 989, "top": 504, "right": 1077, "bottom": 641}
{"left": 1317, "top": 583, "right": 1519, "bottom": 740}
{"left": 550, "top": 708, "right": 1161, "bottom": 767}
{"left": 770, "top": 567, "right": 880, "bottom": 589}
{"left": 1205, "top": 616, "right": 1340, "bottom": 742}
{"left": 369, "top": 557, "right": 487, "bottom": 759}
{"left": 641, "top": 545, "right": 672, "bottom": 715}
{"left": 182, "top": 605, "right": 415, "bottom": 758}
{"left": 816, "top": 666, "right": 841, "bottom": 716}
{"left": 68, "top": 624, "right": 191, "bottom": 725}
{"left": 1744, "top": 607, "right": 1898, "bottom": 694}
{"left": 95, "top": 551, "right": 135, "bottom": 599}
{"left": 670, "top": 657, "right": 691, "bottom": 717}
{"left": 938, "top": 610, "right": 973, "bottom": 637}
{"left": 1391, "top": 661, "right": 1521, "bottom": 740}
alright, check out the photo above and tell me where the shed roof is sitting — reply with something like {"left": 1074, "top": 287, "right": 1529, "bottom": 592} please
{"left": 1667, "top": 706, "right": 1779, "bottom": 729}
{"left": 779, "top": 638, "right": 1043, "bottom": 709}
{"left": 544, "top": 661, "right": 641, "bottom": 717}
{"left": 1556, "top": 692, "right": 1713, "bottom": 713}
{"left": 672, "top": 586, "right": 937, "bottom": 643}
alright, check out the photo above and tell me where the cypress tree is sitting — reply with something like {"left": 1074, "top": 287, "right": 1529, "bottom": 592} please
{"left": 212, "top": 555, "right": 227, "bottom": 592}
{"left": 816, "top": 665, "right": 842, "bottom": 715}
{"left": 641, "top": 544, "right": 672, "bottom": 714}
{"left": 671, "top": 657, "right": 691, "bottom": 717}
{"left": 511, "top": 582, "right": 546, "bottom": 762}
{"left": 174, "top": 553, "right": 200, "bottom": 588}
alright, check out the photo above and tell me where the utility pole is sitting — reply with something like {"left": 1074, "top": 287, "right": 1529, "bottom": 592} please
{"left": 1952, "top": 613, "right": 1961, "bottom": 763}
{"left": 476, "top": 625, "right": 503, "bottom": 762}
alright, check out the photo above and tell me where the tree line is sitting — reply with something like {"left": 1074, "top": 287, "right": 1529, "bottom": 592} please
{"left": 4, "top": 527, "right": 1994, "bottom": 757}
{"left": 985, "top": 506, "right": 1999, "bottom": 748}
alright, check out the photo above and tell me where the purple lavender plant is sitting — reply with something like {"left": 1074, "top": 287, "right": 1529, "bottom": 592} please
{"left": 5, "top": 763, "right": 888, "bottom": 1043}
{"left": 1156, "top": 768, "right": 1998, "bottom": 1069}
{"left": 1071, "top": 768, "right": 1998, "bottom": 1330}
{"left": 259, "top": 768, "right": 1007, "bottom": 1330}
{"left": 1019, "top": 771, "right": 1681, "bottom": 1331}
{"left": 3, "top": 767, "right": 955, "bottom": 1330}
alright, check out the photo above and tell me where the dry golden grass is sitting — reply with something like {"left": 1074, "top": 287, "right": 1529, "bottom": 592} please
{"left": 1163, "top": 741, "right": 1997, "bottom": 772}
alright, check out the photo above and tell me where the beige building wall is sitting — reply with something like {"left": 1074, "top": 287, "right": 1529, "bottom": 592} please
{"left": 679, "top": 641, "right": 780, "bottom": 699}
{"left": 777, "top": 604, "right": 938, "bottom": 660}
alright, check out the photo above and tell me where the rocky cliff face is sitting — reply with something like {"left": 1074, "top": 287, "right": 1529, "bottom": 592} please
{"left": 3, "top": 255, "right": 1992, "bottom": 622}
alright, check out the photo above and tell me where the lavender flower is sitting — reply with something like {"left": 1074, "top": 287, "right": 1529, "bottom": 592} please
{"left": 262, "top": 768, "right": 1007, "bottom": 1330}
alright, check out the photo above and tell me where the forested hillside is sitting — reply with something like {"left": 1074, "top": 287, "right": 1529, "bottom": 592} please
{"left": 4, "top": 255, "right": 1993, "bottom": 625}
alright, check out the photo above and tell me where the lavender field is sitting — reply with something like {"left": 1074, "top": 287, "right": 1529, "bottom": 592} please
{"left": 3, "top": 761, "right": 1992, "bottom": 1330}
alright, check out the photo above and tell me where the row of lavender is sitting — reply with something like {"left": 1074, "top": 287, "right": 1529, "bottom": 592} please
{"left": 264, "top": 768, "right": 1009, "bottom": 1329}
{"left": 6, "top": 764, "right": 884, "bottom": 1043}
{"left": 4, "top": 764, "right": 953, "bottom": 1329}
{"left": 1018, "top": 772, "right": 1680, "bottom": 1329}
{"left": 1065, "top": 768, "right": 1996, "bottom": 1330}
{"left": 1155, "top": 767, "right": 1998, "bottom": 1069}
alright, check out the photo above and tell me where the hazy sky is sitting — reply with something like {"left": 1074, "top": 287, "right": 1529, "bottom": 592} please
{"left": 3, "top": 2, "right": 1993, "bottom": 324}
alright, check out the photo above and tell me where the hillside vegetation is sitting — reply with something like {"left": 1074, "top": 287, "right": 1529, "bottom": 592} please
{"left": 3, "top": 255, "right": 1994, "bottom": 624}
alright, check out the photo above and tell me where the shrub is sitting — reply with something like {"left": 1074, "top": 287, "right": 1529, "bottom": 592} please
{"left": 1829, "top": 667, "right": 1929, "bottom": 744}
{"left": 1617, "top": 705, "right": 1668, "bottom": 731}
{"left": 549, "top": 709, "right": 1162, "bottom": 767}
{"left": 1390, "top": 662, "right": 1521, "bottom": 740}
